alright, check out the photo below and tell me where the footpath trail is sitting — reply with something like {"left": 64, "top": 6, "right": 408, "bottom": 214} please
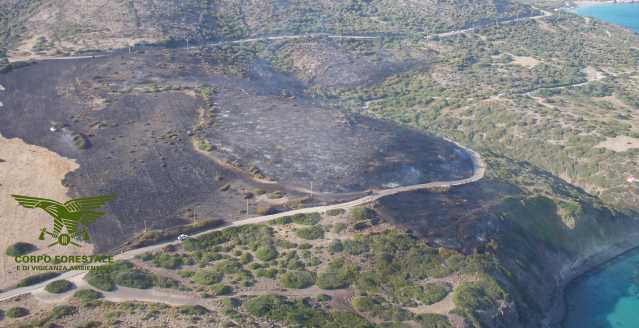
{"left": 0, "top": 143, "right": 486, "bottom": 303}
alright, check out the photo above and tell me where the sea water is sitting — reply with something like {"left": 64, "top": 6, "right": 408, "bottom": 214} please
{"left": 563, "top": 248, "right": 639, "bottom": 328}
{"left": 574, "top": 3, "right": 639, "bottom": 32}
{"left": 564, "top": 6, "right": 639, "bottom": 327}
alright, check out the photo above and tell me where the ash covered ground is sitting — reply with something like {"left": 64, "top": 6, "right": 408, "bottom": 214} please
{"left": 0, "top": 48, "right": 473, "bottom": 251}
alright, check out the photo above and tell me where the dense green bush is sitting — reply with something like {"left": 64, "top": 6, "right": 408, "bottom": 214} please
{"left": 86, "top": 261, "right": 156, "bottom": 291}
{"left": 329, "top": 239, "right": 344, "bottom": 253}
{"left": 416, "top": 313, "right": 453, "bottom": 328}
{"left": 212, "top": 284, "right": 233, "bottom": 296}
{"left": 6, "top": 306, "right": 29, "bottom": 318}
{"left": 154, "top": 276, "right": 180, "bottom": 289}
{"left": 246, "top": 295, "right": 372, "bottom": 327}
{"left": 326, "top": 209, "right": 346, "bottom": 216}
{"left": 279, "top": 271, "right": 316, "bottom": 289}
{"left": 152, "top": 253, "right": 183, "bottom": 269}
{"left": 74, "top": 321, "right": 103, "bottom": 328}
{"left": 291, "top": 213, "right": 321, "bottom": 225}
{"left": 418, "top": 283, "right": 450, "bottom": 305}
{"left": 86, "top": 271, "right": 116, "bottom": 291}
{"left": 255, "top": 245, "right": 279, "bottom": 261}
{"left": 317, "top": 258, "right": 359, "bottom": 289}
{"left": 113, "top": 270, "right": 154, "bottom": 289}
{"left": 295, "top": 225, "right": 324, "bottom": 240}
{"left": 352, "top": 296, "right": 376, "bottom": 312}
{"left": 177, "top": 305, "right": 209, "bottom": 316}
{"left": 49, "top": 305, "right": 77, "bottom": 320}
{"left": 73, "top": 289, "right": 104, "bottom": 302}
{"left": 350, "top": 207, "right": 375, "bottom": 221}
{"left": 192, "top": 269, "right": 223, "bottom": 285}
{"left": 5, "top": 242, "right": 36, "bottom": 256}
{"left": 44, "top": 279, "right": 75, "bottom": 294}
{"left": 16, "top": 272, "right": 60, "bottom": 287}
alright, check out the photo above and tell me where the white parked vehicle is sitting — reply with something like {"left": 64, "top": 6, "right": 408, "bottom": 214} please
{"left": 177, "top": 234, "right": 190, "bottom": 241}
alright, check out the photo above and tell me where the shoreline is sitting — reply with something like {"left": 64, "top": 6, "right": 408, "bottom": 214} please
{"left": 559, "top": 245, "right": 639, "bottom": 327}
{"left": 568, "top": 0, "right": 639, "bottom": 11}
{"left": 547, "top": 237, "right": 639, "bottom": 327}
{"left": 574, "top": 0, "right": 638, "bottom": 6}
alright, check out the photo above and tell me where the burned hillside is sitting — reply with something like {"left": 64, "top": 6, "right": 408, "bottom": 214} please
{"left": 0, "top": 48, "right": 473, "bottom": 251}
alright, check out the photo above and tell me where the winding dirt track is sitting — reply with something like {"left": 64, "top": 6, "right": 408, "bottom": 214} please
{"left": 0, "top": 142, "right": 485, "bottom": 303}
{"left": 8, "top": 7, "right": 551, "bottom": 63}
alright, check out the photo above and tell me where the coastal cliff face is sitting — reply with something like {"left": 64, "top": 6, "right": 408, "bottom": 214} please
{"left": 377, "top": 154, "right": 639, "bottom": 327}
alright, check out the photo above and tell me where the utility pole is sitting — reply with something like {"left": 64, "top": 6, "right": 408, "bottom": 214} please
{"left": 186, "top": 37, "right": 190, "bottom": 50}
{"left": 246, "top": 199, "right": 249, "bottom": 217}
{"left": 310, "top": 181, "right": 313, "bottom": 198}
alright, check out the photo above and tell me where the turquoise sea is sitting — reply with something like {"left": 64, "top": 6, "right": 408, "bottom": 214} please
{"left": 563, "top": 248, "right": 639, "bottom": 328}
{"left": 564, "top": 7, "right": 639, "bottom": 327}
{"left": 574, "top": 3, "right": 639, "bottom": 32}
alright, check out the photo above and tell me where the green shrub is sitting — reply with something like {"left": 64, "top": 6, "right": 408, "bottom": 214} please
{"left": 334, "top": 223, "right": 347, "bottom": 233}
{"left": 212, "top": 284, "right": 233, "bottom": 296}
{"left": 353, "top": 221, "right": 371, "bottom": 231}
{"left": 352, "top": 296, "right": 376, "bottom": 312}
{"left": 152, "top": 253, "right": 183, "bottom": 269}
{"left": 45, "top": 280, "right": 75, "bottom": 294}
{"left": 329, "top": 240, "right": 344, "bottom": 253}
{"left": 316, "top": 258, "right": 359, "bottom": 289}
{"left": 317, "top": 294, "right": 332, "bottom": 302}
{"left": 279, "top": 271, "right": 315, "bottom": 289}
{"left": 416, "top": 313, "right": 453, "bottom": 328}
{"left": 197, "top": 139, "right": 214, "bottom": 152}
{"left": 86, "top": 261, "right": 156, "bottom": 291}
{"left": 271, "top": 216, "right": 293, "bottom": 225}
{"left": 326, "top": 209, "right": 345, "bottom": 216}
{"left": 255, "top": 245, "right": 278, "bottom": 261}
{"left": 86, "top": 261, "right": 134, "bottom": 291}
{"left": 17, "top": 272, "right": 60, "bottom": 287}
{"left": 291, "top": 213, "right": 321, "bottom": 225}
{"left": 6, "top": 242, "right": 36, "bottom": 256}
{"left": 86, "top": 271, "right": 116, "bottom": 291}
{"left": 295, "top": 225, "right": 324, "bottom": 240}
{"left": 350, "top": 207, "right": 375, "bottom": 221}
{"left": 49, "top": 305, "right": 77, "bottom": 320}
{"left": 419, "top": 283, "right": 450, "bottom": 305}
{"left": 177, "top": 305, "right": 209, "bottom": 316}
{"left": 74, "top": 321, "right": 103, "bottom": 328}
{"left": 239, "top": 253, "right": 253, "bottom": 264}
{"left": 113, "top": 270, "right": 154, "bottom": 289}
{"left": 155, "top": 276, "right": 180, "bottom": 289}
{"left": 73, "top": 289, "right": 103, "bottom": 302}
{"left": 6, "top": 306, "right": 29, "bottom": 318}
{"left": 245, "top": 295, "right": 285, "bottom": 317}
{"left": 246, "top": 295, "right": 373, "bottom": 327}
{"left": 192, "top": 269, "right": 223, "bottom": 285}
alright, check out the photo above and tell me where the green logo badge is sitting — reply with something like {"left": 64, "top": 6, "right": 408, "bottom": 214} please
{"left": 11, "top": 195, "right": 114, "bottom": 247}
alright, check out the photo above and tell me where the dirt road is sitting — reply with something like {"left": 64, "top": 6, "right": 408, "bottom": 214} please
{"left": 0, "top": 142, "right": 485, "bottom": 302}
{"left": 8, "top": 9, "right": 552, "bottom": 63}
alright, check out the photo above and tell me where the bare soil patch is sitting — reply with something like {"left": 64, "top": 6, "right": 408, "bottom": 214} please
{"left": 0, "top": 134, "right": 92, "bottom": 289}
{"left": 510, "top": 55, "right": 540, "bottom": 69}
{"left": 595, "top": 135, "right": 639, "bottom": 152}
